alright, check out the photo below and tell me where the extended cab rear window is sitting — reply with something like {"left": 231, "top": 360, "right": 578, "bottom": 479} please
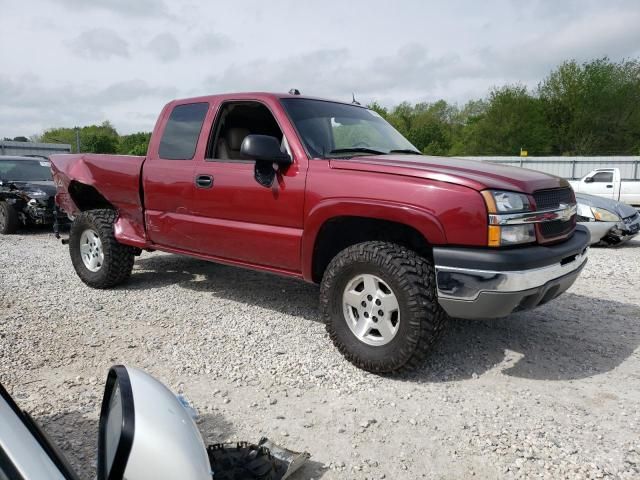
{"left": 158, "top": 102, "right": 209, "bottom": 160}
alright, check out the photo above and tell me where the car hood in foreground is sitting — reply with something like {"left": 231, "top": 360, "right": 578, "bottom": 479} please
{"left": 329, "top": 154, "right": 569, "bottom": 193}
{"left": 576, "top": 193, "right": 638, "bottom": 219}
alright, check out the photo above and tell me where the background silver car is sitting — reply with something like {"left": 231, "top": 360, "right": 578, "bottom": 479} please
{"left": 576, "top": 193, "right": 640, "bottom": 245}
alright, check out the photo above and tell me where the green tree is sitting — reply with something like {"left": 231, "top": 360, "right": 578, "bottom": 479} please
{"left": 41, "top": 121, "right": 120, "bottom": 153}
{"left": 539, "top": 57, "right": 640, "bottom": 155}
{"left": 454, "top": 85, "right": 553, "bottom": 155}
{"left": 118, "top": 132, "right": 151, "bottom": 155}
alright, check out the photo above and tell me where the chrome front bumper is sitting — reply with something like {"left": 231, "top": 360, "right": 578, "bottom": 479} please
{"left": 433, "top": 226, "right": 590, "bottom": 319}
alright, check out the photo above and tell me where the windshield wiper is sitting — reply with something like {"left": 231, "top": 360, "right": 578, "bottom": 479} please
{"left": 328, "top": 147, "right": 387, "bottom": 157}
{"left": 388, "top": 149, "right": 422, "bottom": 155}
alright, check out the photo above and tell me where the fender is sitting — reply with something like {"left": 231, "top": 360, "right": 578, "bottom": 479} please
{"left": 301, "top": 198, "right": 447, "bottom": 281}
{"left": 50, "top": 153, "right": 148, "bottom": 248}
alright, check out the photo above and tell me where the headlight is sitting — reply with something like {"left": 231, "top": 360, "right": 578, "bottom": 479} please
{"left": 482, "top": 190, "right": 531, "bottom": 213}
{"left": 482, "top": 190, "right": 536, "bottom": 246}
{"left": 591, "top": 207, "right": 620, "bottom": 222}
{"left": 27, "top": 189, "right": 48, "bottom": 198}
{"left": 488, "top": 224, "right": 536, "bottom": 246}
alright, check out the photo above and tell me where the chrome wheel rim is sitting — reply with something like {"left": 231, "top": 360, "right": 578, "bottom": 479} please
{"left": 80, "top": 229, "right": 104, "bottom": 272}
{"left": 342, "top": 273, "right": 400, "bottom": 346}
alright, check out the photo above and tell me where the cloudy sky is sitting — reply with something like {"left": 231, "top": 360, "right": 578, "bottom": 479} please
{"left": 1, "top": 0, "right": 639, "bottom": 138}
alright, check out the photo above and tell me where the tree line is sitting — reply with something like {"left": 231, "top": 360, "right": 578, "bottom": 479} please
{"left": 371, "top": 57, "right": 640, "bottom": 156}
{"left": 8, "top": 57, "right": 639, "bottom": 157}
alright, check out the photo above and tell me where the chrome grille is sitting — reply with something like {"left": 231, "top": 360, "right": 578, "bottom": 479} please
{"left": 533, "top": 187, "right": 576, "bottom": 241}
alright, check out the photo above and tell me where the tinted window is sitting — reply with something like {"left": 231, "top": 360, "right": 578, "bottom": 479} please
{"left": 591, "top": 172, "right": 613, "bottom": 183}
{"left": 158, "top": 103, "right": 209, "bottom": 160}
{"left": 0, "top": 160, "right": 51, "bottom": 181}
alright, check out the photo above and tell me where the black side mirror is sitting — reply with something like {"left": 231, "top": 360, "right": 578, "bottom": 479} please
{"left": 584, "top": 177, "right": 594, "bottom": 183}
{"left": 241, "top": 135, "right": 292, "bottom": 188}
{"left": 98, "top": 366, "right": 135, "bottom": 480}
{"left": 241, "top": 134, "right": 292, "bottom": 166}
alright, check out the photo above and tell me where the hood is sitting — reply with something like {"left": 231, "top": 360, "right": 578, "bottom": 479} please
{"left": 5, "top": 180, "right": 56, "bottom": 198}
{"left": 329, "top": 155, "right": 569, "bottom": 193}
{"left": 576, "top": 192, "right": 638, "bottom": 219}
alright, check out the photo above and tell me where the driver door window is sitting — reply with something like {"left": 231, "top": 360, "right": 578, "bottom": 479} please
{"left": 590, "top": 172, "right": 613, "bottom": 183}
{"left": 206, "top": 102, "right": 288, "bottom": 161}
{"left": 584, "top": 171, "right": 615, "bottom": 198}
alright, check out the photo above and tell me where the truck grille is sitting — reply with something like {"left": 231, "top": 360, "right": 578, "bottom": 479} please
{"left": 533, "top": 187, "right": 576, "bottom": 241}
{"left": 533, "top": 187, "right": 574, "bottom": 210}
{"left": 539, "top": 216, "right": 576, "bottom": 238}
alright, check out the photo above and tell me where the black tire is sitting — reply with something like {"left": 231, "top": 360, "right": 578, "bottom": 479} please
{"left": 69, "top": 209, "right": 135, "bottom": 288}
{"left": 320, "top": 241, "right": 447, "bottom": 373}
{"left": 0, "top": 201, "right": 19, "bottom": 234}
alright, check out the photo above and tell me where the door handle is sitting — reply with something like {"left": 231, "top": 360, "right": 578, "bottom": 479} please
{"left": 195, "top": 174, "right": 213, "bottom": 189}
{"left": 606, "top": 184, "right": 613, "bottom": 188}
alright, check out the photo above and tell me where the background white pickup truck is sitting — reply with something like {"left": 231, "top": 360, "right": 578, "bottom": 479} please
{"left": 570, "top": 168, "right": 640, "bottom": 206}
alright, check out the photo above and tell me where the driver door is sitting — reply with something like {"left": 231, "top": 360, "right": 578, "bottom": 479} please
{"left": 187, "top": 98, "right": 307, "bottom": 273}
{"left": 581, "top": 171, "right": 615, "bottom": 199}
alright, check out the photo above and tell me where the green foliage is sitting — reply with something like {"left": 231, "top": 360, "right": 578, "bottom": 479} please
{"left": 538, "top": 57, "right": 640, "bottom": 155}
{"left": 118, "top": 132, "right": 151, "bottom": 155}
{"left": 376, "top": 57, "right": 640, "bottom": 156}
{"left": 38, "top": 121, "right": 150, "bottom": 155}
{"left": 457, "top": 85, "right": 553, "bottom": 155}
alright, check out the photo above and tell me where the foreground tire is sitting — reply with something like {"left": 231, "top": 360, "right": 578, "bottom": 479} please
{"left": 320, "top": 241, "right": 447, "bottom": 373}
{"left": 69, "top": 209, "right": 135, "bottom": 288}
{"left": 0, "top": 201, "right": 19, "bottom": 234}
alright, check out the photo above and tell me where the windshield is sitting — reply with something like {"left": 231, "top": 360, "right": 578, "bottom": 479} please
{"left": 0, "top": 159, "right": 52, "bottom": 182}
{"left": 281, "top": 98, "right": 419, "bottom": 158}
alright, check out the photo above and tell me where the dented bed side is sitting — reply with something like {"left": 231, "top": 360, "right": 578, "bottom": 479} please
{"left": 49, "top": 153, "right": 149, "bottom": 247}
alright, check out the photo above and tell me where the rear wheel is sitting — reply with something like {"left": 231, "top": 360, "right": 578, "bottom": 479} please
{"left": 0, "top": 201, "right": 19, "bottom": 234}
{"left": 69, "top": 209, "right": 135, "bottom": 288}
{"left": 320, "top": 241, "right": 447, "bottom": 373}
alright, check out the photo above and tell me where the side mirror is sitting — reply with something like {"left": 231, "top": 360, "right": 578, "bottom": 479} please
{"left": 98, "top": 366, "right": 211, "bottom": 480}
{"left": 241, "top": 135, "right": 292, "bottom": 188}
{"left": 98, "top": 366, "right": 135, "bottom": 480}
{"left": 240, "top": 134, "right": 292, "bottom": 166}
{"left": 584, "top": 176, "right": 594, "bottom": 183}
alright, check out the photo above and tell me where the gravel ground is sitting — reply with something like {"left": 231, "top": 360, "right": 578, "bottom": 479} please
{"left": 1, "top": 230, "right": 639, "bottom": 479}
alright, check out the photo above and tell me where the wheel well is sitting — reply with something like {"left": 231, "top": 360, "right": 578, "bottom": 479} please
{"left": 68, "top": 181, "right": 114, "bottom": 211}
{"left": 311, "top": 216, "right": 432, "bottom": 283}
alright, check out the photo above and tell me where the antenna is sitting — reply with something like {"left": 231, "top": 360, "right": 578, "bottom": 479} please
{"left": 352, "top": 93, "right": 361, "bottom": 105}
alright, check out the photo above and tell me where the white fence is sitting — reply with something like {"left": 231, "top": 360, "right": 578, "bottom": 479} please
{"left": 458, "top": 156, "right": 640, "bottom": 180}
{"left": 0, "top": 141, "right": 72, "bottom": 157}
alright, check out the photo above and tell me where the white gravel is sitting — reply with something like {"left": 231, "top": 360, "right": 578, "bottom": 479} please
{"left": 1, "top": 230, "right": 639, "bottom": 479}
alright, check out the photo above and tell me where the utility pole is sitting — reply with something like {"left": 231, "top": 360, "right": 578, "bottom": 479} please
{"left": 75, "top": 127, "right": 81, "bottom": 153}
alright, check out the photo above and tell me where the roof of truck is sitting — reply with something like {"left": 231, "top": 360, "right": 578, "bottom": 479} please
{"left": 166, "top": 92, "right": 368, "bottom": 108}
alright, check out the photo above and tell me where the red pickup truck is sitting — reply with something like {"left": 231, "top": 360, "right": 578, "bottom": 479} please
{"left": 50, "top": 92, "right": 590, "bottom": 373}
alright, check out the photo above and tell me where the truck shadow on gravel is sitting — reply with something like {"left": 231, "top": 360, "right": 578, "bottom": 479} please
{"left": 130, "top": 255, "right": 639, "bottom": 383}
{"left": 129, "top": 254, "right": 321, "bottom": 322}
{"left": 406, "top": 292, "right": 640, "bottom": 383}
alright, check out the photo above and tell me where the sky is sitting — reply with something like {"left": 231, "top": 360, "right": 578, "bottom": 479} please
{"left": 1, "top": 0, "right": 639, "bottom": 139}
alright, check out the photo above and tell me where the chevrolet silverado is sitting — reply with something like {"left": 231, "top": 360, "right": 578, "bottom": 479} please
{"left": 50, "top": 92, "right": 590, "bottom": 373}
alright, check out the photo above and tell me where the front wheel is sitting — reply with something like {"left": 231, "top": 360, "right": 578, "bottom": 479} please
{"left": 69, "top": 209, "right": 135, "bottom": 288}
{"left": 0, "top": 201, "right": 19, "bottom": 234}
{"left": 320, "top": 241, "right": 447, "bottom": 373}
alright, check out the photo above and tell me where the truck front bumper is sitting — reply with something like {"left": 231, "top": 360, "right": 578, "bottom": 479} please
{"left": 433, "top": 226, "right": 590, "bottom": 319}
